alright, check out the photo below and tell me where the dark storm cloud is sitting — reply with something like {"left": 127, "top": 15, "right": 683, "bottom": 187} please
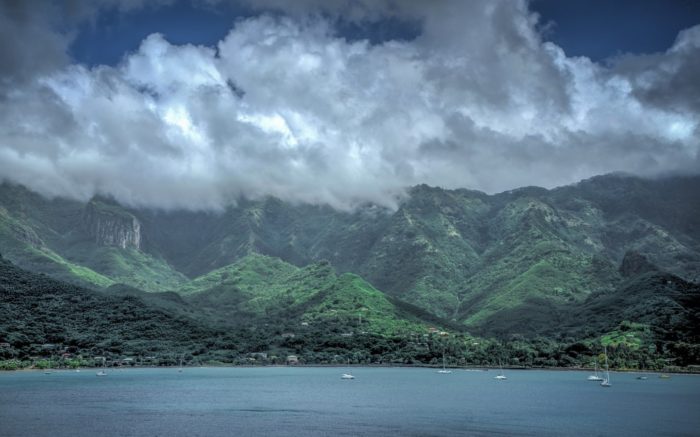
{"left": 0, "top": 0, "right": 70, "bottom": 89}
{"left": 0, "top": 0, "right": 698, "bottom": 210}
{"left": 612, "top": 26, "right": 700, "bottom": 114}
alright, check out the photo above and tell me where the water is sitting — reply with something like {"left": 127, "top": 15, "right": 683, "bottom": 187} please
{"left": 1, "top": 367, "right": 699, "bottom": 436}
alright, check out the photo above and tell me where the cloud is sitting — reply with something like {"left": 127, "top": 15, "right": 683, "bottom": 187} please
{"left": 612, "top": 25, "right": 700, "bottom": 114}
{"left": 0, "top": 0, "right": 70, "bottom": 90}
{"left": 0, "top": 0, "right": 698, "bottom": 210}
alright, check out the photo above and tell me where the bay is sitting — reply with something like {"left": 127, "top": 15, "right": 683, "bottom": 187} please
{"left": 1, "top": 368, "right": 698, "bottom": 436}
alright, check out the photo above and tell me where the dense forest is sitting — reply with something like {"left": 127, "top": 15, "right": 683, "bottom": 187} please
{"left": 2, "top": 252, "right": 698, "bottom": 372}
{"left": 1, "top": 175, "right": 699, "bottom": 371}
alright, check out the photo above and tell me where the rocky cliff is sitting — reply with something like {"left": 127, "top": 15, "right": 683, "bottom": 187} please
{"left": 83, "top": 199, "right": 141, "bottom": 249}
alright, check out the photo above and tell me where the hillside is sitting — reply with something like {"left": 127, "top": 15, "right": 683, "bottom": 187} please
{"left": 0, "top": 173, "right": 698, "bottom": 330}
{"left": 0, "top": 188, "right": 187, "bottom": 291}
{"left": 0, "top": 254, "right": 232, "bottom": 366}
{"left": 3, "top": 250, "right": 697, "bottom": 370}
{"left": 181, "top": 253, "right": 451, "bottom": 336}
{"left": 0, "top": 255, "right": 481, "bottom": 368}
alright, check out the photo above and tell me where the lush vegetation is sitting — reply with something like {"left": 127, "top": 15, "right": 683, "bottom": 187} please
{"left": 181, "top": 254, "right": 437, "bottom": 335}
{"left": 2, "top": 252, "right": 698, "bottom": 371}
{"left": 0, "top": 255, "right": 233, "bottom": 366}
{"left": 0, "top": 174, "right": 699, "bottom": 371}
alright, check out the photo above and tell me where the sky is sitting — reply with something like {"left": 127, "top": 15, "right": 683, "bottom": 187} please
{"left": 0, "top": 0, "right": 699, "bottom": 211}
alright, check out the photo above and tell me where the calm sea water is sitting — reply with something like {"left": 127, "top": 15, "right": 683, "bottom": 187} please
{"left": 1, "top": 367, "right": 698, "bottom": 436}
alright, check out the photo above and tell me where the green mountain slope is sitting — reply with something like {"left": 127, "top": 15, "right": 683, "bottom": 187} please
{"left": 473, "top": 251, "right": 700, "bottom": 368}
{"left": 182, "top": 254, "right": 444, "bottom": 335}
{"left": 1, "top": 249, "right": 697, "bottom": 369}
{"left": 1, "top": 174, "right": 698, "bottom": 331}
{"left": 456, "top": 194, "right": 620, "bottom": 326}
{"left": 0, "top": 254, "right": 231, "bottom": 365}
{"left": 138, "top": 197, "right": 389, "bottom": 278}
{"left": 0, "top": 206, "right": 115, "bottom": 288}
{"left": 0, "top": 255, "right": 477, "bottom": 368}
{"left": 60, "top": 244, "right": 187, "bottom": 291}
{"left": 354, "top": 185, "right": 490, "bottom": 318}
{"left": 0, "top": 185, "right": 186, "bottom": 291}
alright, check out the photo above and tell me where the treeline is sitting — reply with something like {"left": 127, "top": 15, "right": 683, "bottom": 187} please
{"left": 2, "top": 318, "right": 696, "bottom": 371}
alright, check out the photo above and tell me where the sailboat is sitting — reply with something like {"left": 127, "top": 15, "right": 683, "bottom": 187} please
{"left": 178, "top": 356, "right": 184, "bottom": 373}
{"left": 341, "top": 358, "right": 355, "bottom": 379}
{"left": 494, "top": 361, "right": 507, "bottom": 380}
{"left": 587, "top": 360, "right": 604, "bottom": 381}
{"left": 437, "top": 349, "right": 452, "bottom": 374}
{"left": 96, "top": 357, "right": 107, "bottom": 376}
{"left": 600, "top": 346, "right": 611, "bottom": 387}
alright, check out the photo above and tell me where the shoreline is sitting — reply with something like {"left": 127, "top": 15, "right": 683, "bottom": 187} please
{"left": 5, "top": 364, "right": 699, "bottom": 375}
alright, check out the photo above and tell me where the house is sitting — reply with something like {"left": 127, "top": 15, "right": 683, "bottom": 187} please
{"left": 0, "top": 342, "right": 10, "bottom": 348}
{"left": 286, "top": 355, "right": 299, "bottom": 365}
{"left": 281, "top": 333, "right": 296, "bottom": 338}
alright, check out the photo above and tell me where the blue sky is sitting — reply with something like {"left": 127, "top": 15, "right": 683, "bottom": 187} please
{"left": 69, "top": 0, "right": 700, "bottom": 67}
{"left": 1, "top": 0, "right": 699, "bottom": 210}
{"left": 534, "top": 0, "right": 700, "bottom": 60}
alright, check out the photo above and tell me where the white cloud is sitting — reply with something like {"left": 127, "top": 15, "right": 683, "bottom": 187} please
{"left": 0, "top": 0, "right": 698, "bottom": 210}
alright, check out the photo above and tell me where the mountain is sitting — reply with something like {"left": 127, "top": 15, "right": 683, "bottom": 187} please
{"left": 180, "top": 253, "right": 457, "bottom": 335}
{"left": 0, "top": 254, "right": 475, "bottom": 368}
{"left": 478, "top": 251, "right": 699, "bottom": 335}
{"left": 0, "top": 253, "right": 231, "bottom": 365}
{"left": 0, "top": 187, "right": 186, "bottom": 291}
{"left": 0, "top": 173, "right": 698, "bottom": 333}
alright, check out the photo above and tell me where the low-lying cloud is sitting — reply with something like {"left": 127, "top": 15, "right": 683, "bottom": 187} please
{"left": 0, "top": 0, "right": 698, "bottom": 210}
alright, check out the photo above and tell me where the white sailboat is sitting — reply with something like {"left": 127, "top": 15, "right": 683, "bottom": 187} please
{"left": 178, "top": 356, "right": 184, "bottom": 373}
{"left": 494, "top": 361, "right": 507, "bottom": 380}
{"left": 587, "top": 360, "right": 604, "bottom": 381}
{"left": 437, "top": 349, "right": 452, "bottom": 374}
{"left": 341, "top": 358, "right": 354, "bottom": 379}
{"left": 96, "top": 357, "right": 107, "bottom": 376}
{"left": 600, "top": 346, "right": 611, "bottom": 387}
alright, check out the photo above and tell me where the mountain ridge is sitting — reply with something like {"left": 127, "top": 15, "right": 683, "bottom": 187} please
{"left": 1, "top": 173, "right": 698, "bottom": 330}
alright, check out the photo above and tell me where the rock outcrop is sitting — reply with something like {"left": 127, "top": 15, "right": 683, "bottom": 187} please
{"left": 83, "top": 200, "right": 141, "bottom": 250}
